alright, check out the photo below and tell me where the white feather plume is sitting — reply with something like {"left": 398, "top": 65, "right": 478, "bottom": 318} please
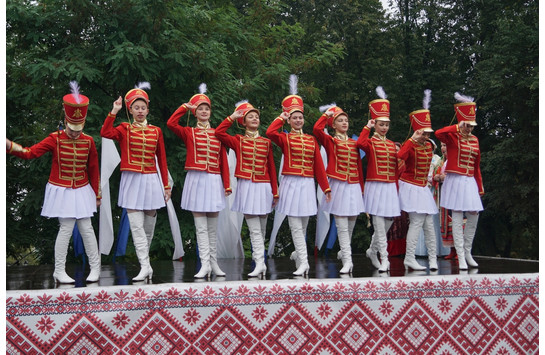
{"left": 319, "top": 102, "right": 336, "bottom": 113}
{"left": 235, "top": 99, "right": 248, "bottom": 108}
{"left": 454, "top": 92, "right": 474, "bottom": 103}
{"left": 198, "top": 83, "right": 207, "bottom": 94}
{"left": 376, "top": 86, "right": 387, "bottom": 99}
{"left": 69, "top": 81, "right": 82, "bottom": 104}
{"left": 423, "top": 89, "right": 432, "bottom": 109}
{"left": 135, "top": 81, "right": 151, "bottom": 90}
{"left": 289, "top": 74, "right": 298, "bottom": 95}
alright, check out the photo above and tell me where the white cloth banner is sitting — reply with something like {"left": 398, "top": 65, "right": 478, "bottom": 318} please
{"left": 155, "top": 160, "right": 185, "bottom": 260}
{"left": 315, "top": 144, "right": 330, "bottom": 250}
{"left": 99, "top": 138, "right": 121, "bottom": 255}
{"left": 166, "top": 172, "right": 185, "bottom": 260}
{"left": 268, "top": 155, "right": 286, "bottom": 256}
{"left": 216, "top": 149, "right": 244, "bottom": 258}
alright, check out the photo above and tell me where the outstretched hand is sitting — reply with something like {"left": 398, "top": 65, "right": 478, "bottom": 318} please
{"left": 111, "top": 96, "right": 123, "bottom": 115}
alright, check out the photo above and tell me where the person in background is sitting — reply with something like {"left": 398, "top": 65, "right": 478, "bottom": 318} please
{"left": 7, "top": 81, "right": 101, "bottom": 284}
{"left": 357, "top": 86, "right": 400, "bottom": 273}
{"left": 167, "top": 83, "right": 231, "bottom": 279}
{"left": 101, "top": 82, "right": 171, "bottom": 282}
{"left": 215, "top": 101, "right": 278, "bottom": 278}
{"left": 313, "top": 104, "right": 364, "bottom": 274}
{"left": 434, "top": 92, "right": 484, "bottom": 270}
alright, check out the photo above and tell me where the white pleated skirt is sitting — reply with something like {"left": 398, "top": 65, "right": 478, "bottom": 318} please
{"left": 440, "top": 173, "right": 483, "bottom": 212}
{"left": 398, "top": 180, "right": 438, "bottom": 214}
{"left": 118, "top": 171, "right": 166, "bottom": 210}
{"left": 363, "top": 181, "right": 401, "bottom": 217}
{"left": 41, "top": 183, "right": 97, "bottom": 218}
{"left": 276, "top": 175, "right": 317, "bottom": 217}
{"left": 232, "top": 178, "right": 273, "bottom": 215}
{"left": 320, "top": 178, "right": 365, "bottom": 216}
{"left": 181, "top": 170, "right": 226, "bottom": 212}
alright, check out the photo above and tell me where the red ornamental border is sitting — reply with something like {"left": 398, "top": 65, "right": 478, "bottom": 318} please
{"left": 6, "top": 273, "right": 539, "bottom": 354}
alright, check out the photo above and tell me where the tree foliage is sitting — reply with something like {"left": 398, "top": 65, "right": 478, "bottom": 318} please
{"left": 6, "top": 0, "right": 538, "bottom": 264}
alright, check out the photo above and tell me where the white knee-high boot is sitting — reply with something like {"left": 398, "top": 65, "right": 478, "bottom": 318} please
{"left": 374, "top": 216, "right": 391, "bottom": 272}
{"left": 247, "top": 217, "right": 267, "bottom": 277}
{"left": 207, "top": 216, "right": 225, "bottom": 276}
{"left": 335, "top": 216, "right": 353, "bottom": 274}
{"left": 128, "top": 211, "right": 153, "bottom": 282}
{"left": 53, "top": 218, "right": 77, "bottom": 284}
{"left": 194, "top": 216, "right": 211, "bottom": 278}
{"left": 337, "top": 217, "right": 357, "bottom": 260}
{"left": 289, "top": 216, "right": 310, "bottom": 276}
{"left": 348, "top": 217, "right": 357, "bottom": 241}
{"left": 260, "top": 215, "right": 268, "bottom": 239}
{"left": 451, "top": 211, "right": 468, "bottom": 270}
{"left": 464, "top": 213, "right": 479, "bottom": 267}
{"left": 423, "top": 214, "right": 438, "bottom": 270}
{"left": 76, "top": 218, "right": 101, "bottom": 282}
{"left": 404, "top": 213, "right": 426, "bottom": 271}
{"left": 143, "top": 213, "right": 157, "bottom": 250}
{"left": 366, "top": 218, "right": 381, "bottom": 269}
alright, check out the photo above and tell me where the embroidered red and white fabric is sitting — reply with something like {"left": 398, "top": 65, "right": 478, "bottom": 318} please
{"left": 6, "top": 273, "right": 538, "bottom": 354}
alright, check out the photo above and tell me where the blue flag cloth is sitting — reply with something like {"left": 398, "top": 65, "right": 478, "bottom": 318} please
{"left": 326, "top": 215, "right": 338, "bottom": 251}
{"left": 114, "top": 208, "right": 130, "bottom": 258}
{"left": 352, "top": 134, "right": 366, "bottom": 159}
{"left": 73, "top": 223, "right": 84, "bottom": 258}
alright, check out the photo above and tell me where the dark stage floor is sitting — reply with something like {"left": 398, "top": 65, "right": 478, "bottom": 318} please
{"left": 6, "top": 254, "right": 538, "bottom": 291}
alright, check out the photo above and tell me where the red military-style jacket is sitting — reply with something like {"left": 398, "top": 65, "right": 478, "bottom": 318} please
{"left": 357, "top": 126, "right": 398, "bottom": 183}
{"left": 8, "top": 130, "right": 100, "bottom": 197}
{"left": 435, "top": 124, "right": 484, "bottom": 195}
{"left": 215, "top": 116, "right": 279, "bottom": 198}
{"left": 397, "top": 138, "right": 434, "bottom": 187}
{"left": 167, "top": 104, "right": 231, "bottom": 191}
{"left": 101, "top": 113, "right": 170, "bottom": 190}
{"left": 313, "top": 114, "right": 364, "bottom": 193}
{"left": 266, "top": 117, "right": 331, "bottom": 193}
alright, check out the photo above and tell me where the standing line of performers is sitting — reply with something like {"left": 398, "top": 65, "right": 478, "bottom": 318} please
{"left": 6, "top": 80, "right": 484, "bottom": 284}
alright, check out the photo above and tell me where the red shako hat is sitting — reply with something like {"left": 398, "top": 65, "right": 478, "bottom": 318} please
{"left": 189, "top": 83, "right": 211, "bottom": 115}
{"left": 409, "top": 89, "right": 433, "bottom": 132}
{"left": 234, "top": 100, "right": 259, "bottom": 125}
{"left": 125, "top": 82, "right": 150, "bottom": 108}
{"left": 369, "top": 86, "right": 390, "bottom": 121}
{"left": 63, "top": 81, "right": 89, "bottom": 131}
{"left": 454, "top": 92, "right": 477, "bottom": 126}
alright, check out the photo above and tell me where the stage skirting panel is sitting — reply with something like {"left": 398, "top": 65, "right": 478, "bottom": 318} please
{"left": 6, "top": 273, "right": 538, "bottom": 354}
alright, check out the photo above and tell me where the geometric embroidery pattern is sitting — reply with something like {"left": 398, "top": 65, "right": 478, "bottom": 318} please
{"left": 6, "top": 273, "right": 539, "bottom": 354}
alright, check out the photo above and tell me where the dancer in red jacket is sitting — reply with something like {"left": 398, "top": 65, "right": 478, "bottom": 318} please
{"left": 398, "top": 90, "right": 439, "bottom": 271}
{"left": 102, "top": 83, "right": 171, "bottom": 282}
{"left": 313, "top": 105, "right": 364, "bottom": 274}
{"left": 216, "top": 101, "right": 278, "bottom": 277}
{"left": 7, "top": 82, "right": 101, "bottom": 284}
{"left": 266, "top": 75, "right": 331, "bottom": 276}
{"left": 167, "top": 84, "right": 231, "bottom": 279}
{"left": 435, "top": 92, "right": 483, "bottom": 270}
{"left": 357, "top": 86, "right": 400, "bottom": 273}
